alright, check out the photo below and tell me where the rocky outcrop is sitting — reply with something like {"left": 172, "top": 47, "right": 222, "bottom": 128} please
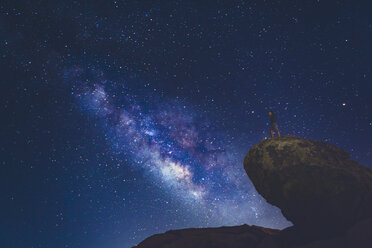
{"left": 244, "top": 136, "right": 372, "bottom": 240}
{"left": 134, "top": 136, "right": 372, "bottom": 248}
{"left": 133, "top": 224, "right": 280, "bottom": 248}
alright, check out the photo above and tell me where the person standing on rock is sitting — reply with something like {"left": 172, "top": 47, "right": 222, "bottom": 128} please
{"left": 268, "top": 110, "right": 280, "bottom": 138}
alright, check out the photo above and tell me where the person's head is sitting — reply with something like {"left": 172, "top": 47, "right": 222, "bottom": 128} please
{"left": 268, "top": 110, "right": 273, "bottom": 116}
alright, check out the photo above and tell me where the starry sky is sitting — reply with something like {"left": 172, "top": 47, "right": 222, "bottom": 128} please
{"left": 1, "top": 1, "right": 372, "bottom": 248}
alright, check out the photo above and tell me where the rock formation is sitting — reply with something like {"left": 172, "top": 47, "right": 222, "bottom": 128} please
{"left": 134, "top": 136, "right": 372, "bottom": 248}
{"left": 244, "top": 136, "right": 372, "bottom": 240}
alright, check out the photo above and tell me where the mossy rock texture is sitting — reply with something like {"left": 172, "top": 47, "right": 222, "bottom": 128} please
{"left": 244, "top": 136, "right": 372, "bottom": 236}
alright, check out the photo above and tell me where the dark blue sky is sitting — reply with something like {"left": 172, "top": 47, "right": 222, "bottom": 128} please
{"left": 1, "top": 1, "right": 371, "bottom": 248}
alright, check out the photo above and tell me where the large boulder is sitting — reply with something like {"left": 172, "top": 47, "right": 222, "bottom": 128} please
{"left": 134, "top": 136, "right": 372, "bottom": 248}
{"left": 133, "top": 225, "right": 280, "bottom": 248}
{"left": 244, "top": 136, "right": 372, "bottom": 238}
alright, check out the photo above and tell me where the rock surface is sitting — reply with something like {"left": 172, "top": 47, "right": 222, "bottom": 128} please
{"left": 297, "top": 218, "right": 372, "bottom": 248}
{"left": 134, "top": 136, "right": 372, "bottom": 248}
{"left": 244, "top": 136, "right": 372, "bottom": 238}
{"left": 133, "top": 219, "right": 372, "bottom": 248}
{"left": 133, "top": 224, "right": 280, "bottom": 248}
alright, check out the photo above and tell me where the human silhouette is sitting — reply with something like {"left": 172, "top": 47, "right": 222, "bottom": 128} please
{"left": 268, "top": 110, "right": 280, "bottom": 138}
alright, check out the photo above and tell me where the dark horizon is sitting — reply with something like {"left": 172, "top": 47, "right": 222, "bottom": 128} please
{"left": 1, "top": 1, "right": 371, "bottom": 248}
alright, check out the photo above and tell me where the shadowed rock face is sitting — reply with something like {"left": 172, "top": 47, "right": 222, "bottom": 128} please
{"left": 133, "top": 225, "right": 280, "bottom": 248}
{"left": 296, "top": 218, "right": 372, "bottom": 248}
{"left": 244, "top": 136, "right": 372, "bottom": 237}
{"left": 133, "top": 218, "right": 372, "bottom": 248}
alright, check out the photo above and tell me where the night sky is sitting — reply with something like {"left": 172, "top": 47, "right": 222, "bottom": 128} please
{"left": 1, "top": 1, "right": 372, "bottom": 248}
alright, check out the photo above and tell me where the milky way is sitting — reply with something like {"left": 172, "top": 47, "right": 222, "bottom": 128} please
{"left": 71, "top": 74, "right": 290, "bottom": 228}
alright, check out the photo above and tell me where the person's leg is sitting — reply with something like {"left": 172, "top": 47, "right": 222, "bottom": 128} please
{"left": 270, "top": 129, "right": 274, "bottom": 138}
{"left": 276, "top": 128, "right": 281, "bottom": 137}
